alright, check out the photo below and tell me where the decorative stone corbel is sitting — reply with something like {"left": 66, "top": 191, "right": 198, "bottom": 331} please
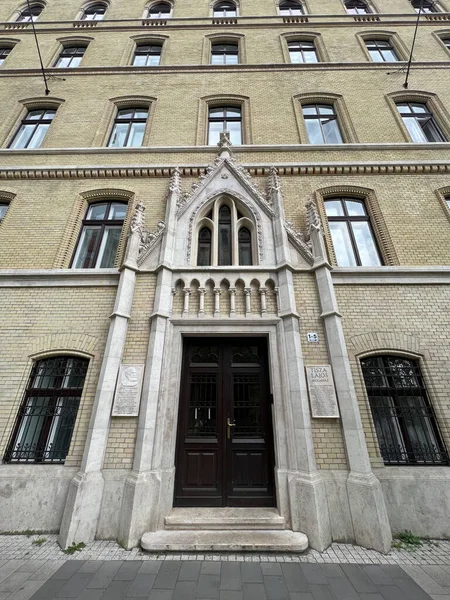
{"left": 306, "top": 199, "right": 328, "bottom": 266}
{"left": 218, "top": 130, "right": 233, "bottom": 159}
{"left": 123, "top": 200, "right": 146, "bottom": 270}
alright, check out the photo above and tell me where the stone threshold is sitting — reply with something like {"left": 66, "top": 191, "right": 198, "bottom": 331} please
{"left": 164, "top": 507, "right": 286, "bottom": 530}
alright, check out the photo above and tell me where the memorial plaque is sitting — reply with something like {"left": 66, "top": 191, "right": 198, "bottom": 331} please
{"left": 112, "top": 364, "right": 144, "bottom": 417}
{"left": 306, "top": 365, "right": 340, "bottom": 418}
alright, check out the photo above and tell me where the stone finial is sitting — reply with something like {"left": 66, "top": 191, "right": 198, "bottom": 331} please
{"left": 306, "top": 199, "right": 321, "bottom": 233}
{"left": 267, "top": 166, "right": 281, "bottom": 194}
{"left": 218, "top": 130, "right": 232, "bottom": 149}
{"left": 169, "top": 166, "right": 181, "bottom": 193}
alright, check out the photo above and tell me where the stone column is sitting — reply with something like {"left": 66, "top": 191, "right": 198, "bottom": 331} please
{"left": 198, "top": 288, "right": 205, "bottom": 318}
{"left": 229, "top": 287, "right": 236, "bottom": 316}
{"left": 244, "top": 287, "right": 251, "bottom": 316}
{"left": 182, "top": 288, "right": 191, "bottom": 317}
{"left": 58, "top": 202, "right": 144, "bottom": 549}
{"left": 259, "top": 287, "right": 267, "bottom": 316}
{"left": 213, "top": 287, "right": 221, "bottom": 317}
{"left": 306, "top": 199, "right": 392, "bottom": 553}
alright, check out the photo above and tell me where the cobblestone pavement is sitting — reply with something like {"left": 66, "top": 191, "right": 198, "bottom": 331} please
{"left": 0, "top": 536, "right": 449, "bottom": 600}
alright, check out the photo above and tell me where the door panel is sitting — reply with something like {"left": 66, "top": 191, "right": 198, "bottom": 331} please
{"left": 174, "top": 338, "right": 275, "bottom": 507}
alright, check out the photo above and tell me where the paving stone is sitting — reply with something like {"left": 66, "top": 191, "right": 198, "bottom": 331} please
{"left": 242, "top": 582, "right": 267, "bottom": 600}
{"left": 321, "top": 565, "right": 345, "bottom": 579}
{"left": 361, "top": 565, "right": 394, "bottom": 586}
{"left": 280, "top": 564, "right": 309, "bottom": 593}
{"left": 172, "top": 580, "right": 197, "bottom": 600}
{"left": 0, "top": 570, "right": 33, "bottom": 592}
{"left": 77, "top": 562, "right": 103, "bottom": 575}
{"left": 70, "top": 591, "right": 104, "bottom": 600}
{"left": 421, "top": 566, "right": 450, "bottom": 588}
{"left": 125, "top": 573, "right": 157, "bottom": 597}
{"left": 326, "top": 576, "right": 359, "bottom": 599}
{"left": 197, "top": 574, "right": 220, "bottom": 598}
{"left": 429, "top": 596, "right": 450, "bottom": 600}
{"left": 6, "top": 580, "right": 46, "bottom": 600}
{"left": 138, "top": 562, "right": 162, "bottom": 575}
{"left": 358, "top": 595, "right": 385, "bottom": 600}
{"left": 30, "top": 561, "right": 66, "bottom": 581}
{"left": 0, "top": 560, "right": 27, "bottom": 584}
{"left": 308, "top": 585, "right": 335, "bottom": 600}
{"left": 263, "top": 575, "right": 289, "bottom": 600}
{"left": 99, "top": 579, "right": 131, "bottom": 599}
{"left": 395, "top": 577, "right": 436, "bottom": 600}
{"left": 201, "top": 563, "right": 221, "bottom": 575}
{"left": 86, "top": 561, "right": 123, "bottom": 589}
{"left": 153, "top": 562, "right": 182, "bottom": 589}
{"left": 261, "top": 563, "right": 282, "bottom": 576}
{"left": 300, "top": 565, "right": 327, "bottom": 586}
{"left": 241, "top": 564, "right": 263, "bottom": 583}
{"left": 55, "top": 572, "right": 92, "bottom": 597}
{"left": 220, "top": 591, "right": 243, "bottom": 600}
{"left": 400, "top": 566, "right": 447, "bottom": 595}
{"left": 380, "top": 565, "right": 410, "bottom": 580}
{"left": 114, "top": 561, "right": 142, "bottom": 581}
{"left": 178, "top": 561, "right": 202, "bottom": 581}
{"left": 27, "top": 577, "right": 68, "bottom": 600}
{"left": 221, "top": 563, "right": 242, "bottom": 591}
{"left": 16, "top": 561, "right": 48, "bottom": 574}
{"left": 340, "top": 565, "right": 378, "bottom": 593}
{"left": 377, "top": 585, "right": 408, "bottom": 600}
{"left": 148, "top": 590, "right": 174, "bottom": 600}
{"left": 52, "top": 561, "right": 85, "bottom": 581}
{"left": 288, "top": 594, "right": 313, "bottom": 600}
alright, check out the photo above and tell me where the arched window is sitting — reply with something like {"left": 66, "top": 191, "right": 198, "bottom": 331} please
{"left": 133, "top": 43, "right": 162, "bottom": 66}
{"left": 302, "top": 104, "right": 343, "bottom": 144}
{"left": 9, "top": 107, "right": 57, "bottom": 149}
{"left": 196, "top": 198, "right": 255, "bottom": 266}
{"left": 411, "top": 0, "right": 439, "bottom": 12}
{"left": 213, "top": 1, "right": 237, "bottom": 17}
{"left": 344, "top": 0, "right": 371, "bottom": 14}
{"left": 4, "top": 356, "right": 89, "bottom": 463}
{"left": 324, "top": 197, "right": 382, "bottom": 266}
{"left": 108, "top": 107, "right": 149, "bottom": 147}
{"left": 288, "top": 40, "right": 318, "bottom": 63}
{"left": 16, "top": 3, "right": 44, "bottom": 22}
{"left": 55, "top": 45, "right": 87, "bottom": 68}
{"left": 148, "top": 2, "right": 172, "bottom": 18}
{"left": 279, "top": 0, "right": 304, "bottom": 15}
{"left": 71, "top": 201, "right": 127, "bottom": 268}
{"left": 365, "top": 39, "right": 398, "bottom": 62}
{"left": 0, "top": 203, "right": 10, "bottom": 221}
{"left": 361, "top": 355, "right": 448, "bottom": 465}
{"left": 208, "top": 106, "right": 242, "bottom": 145}
{"left": 211, "top": 43, "right": 239, "bottom": 64}
{"left": 396, "top": 102, "right": 446, "bottom": 143}
{"left": 0, "top": 47, "right": 13, "bottom": 65}
{"left": 81, "top": 2, "right": 107, "bottom": 20}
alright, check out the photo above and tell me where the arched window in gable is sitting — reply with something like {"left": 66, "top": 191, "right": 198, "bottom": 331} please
{"left": 197, "top": 226, "right": 212, "bottom": 266}
{"left": 238, "top": 227, "right": 252, "bottom": 265}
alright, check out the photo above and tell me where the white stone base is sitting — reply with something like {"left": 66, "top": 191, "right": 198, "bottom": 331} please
{"left": 164, "top": 507, "right": 286, "bottom": 530}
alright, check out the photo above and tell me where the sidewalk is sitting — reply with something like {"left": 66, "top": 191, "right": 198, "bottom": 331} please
{"left": 0, "top": 536, "right": 449, "bottom": 600}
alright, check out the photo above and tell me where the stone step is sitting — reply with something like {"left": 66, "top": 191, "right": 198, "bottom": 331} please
{"left": 165, "top": 507, "right": 286, "bottom": 531}
{"left": 141, "top": 530, "right": 308, "bottom": 553}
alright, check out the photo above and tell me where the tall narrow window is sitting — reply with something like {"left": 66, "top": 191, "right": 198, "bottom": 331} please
{"left": 0, "top": 203, "right": 9, "bottom": 221}
{"left": 238, "top": 227, "right": 252, "bottom": 265}
{"left": 0, "top": 48, "right": 11, "bottom": 65}
{"left": 4, "top": 356, "right": 89, "bottom": 463}
{"left": 81, "top": 3, "right": 107, "bottom": 20}
{"left": 208, "top": 106, "right": 242, "bottom": 145}
{"left": 16, "top": 3, "right": 43, "bottom": 22}
{"left": 324, "top": 197, "right": 382, "bottom": 266}
{"left": 361, "top": 356, "right": 448, "bottom": 465}
{"left": 302, "top": 104, "right": 343, "bottom": 144}
{"left": 9, "top": 108, "right": 56, "bottom": 149}
{"left": 365, "top": 39, "right": 398, "bottom": 62}
{"left": 213, "top": 1, "right": 237, "bottom": 17}
{"left": 211, "top": 43, "right": 239, "bottom": 65}
{"left": 108, "top": 108, "right": 148, "bottom": 147}
{"left": 197, "top": 227, "right": 212, "bottom": 266}
{"left": 133, "top": 43, "right": 162, "bottom": 66}
{"left": 446, "top": 195, "right": 450, "bottom": 209}
{"left": 55, "top": 46, "right": 86, "bottom": 68}
{"left": 279, "top": 1, "right": 304, "bottom": 15}
{"left": 288, "top": 40, "right": 318, "bottom": 63}
{"left": 72, "top": 201, "right": 127, "bottom": 268}
{"left": 396, "top": 102, "right": 446, "bottom": 143}
{"left": 344, "top": 0, "right": 371, "bottom": 14}
{"left": 218, "top": 205, "right": 232, "bottom": 265}
{"left": 148, "top": 2, "right": 172, "bottom": 18}
{"left": 411, "top": 0, "right": 439, "bottom": 12}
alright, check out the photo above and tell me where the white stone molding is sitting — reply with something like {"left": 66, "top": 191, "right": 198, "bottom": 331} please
{"left": 331, "top": 266, "right": 450, "bottom": 284}
{"left": 182, "top": 287, "right": 191, "bottom": 316}
{"left": 259, "top": 287, "right": 267, "bottom": 315}
{"left": 244, "top": 287, "right": 251, "bottom": 316}
{"left": 0, "top": 268, "right": 119, "bottom": 287}
{"left": 198, "top": 287, "right": 206, "bottom": 317}
{"left": 229, "top": 287, "right": 236, "bottom": 316}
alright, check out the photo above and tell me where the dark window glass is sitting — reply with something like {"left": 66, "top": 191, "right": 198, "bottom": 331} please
{"left": 213, "top": 1, "right": 237, "bottom": 16}
{"left": 197, "top": 227, "right": 212, "bottom": 266}
{"left": 208, "top": 106, "right": 242, "bottom": 145}
{"left": 4, "top": 357, "right": 89, "bottom": 463}
{"left": 238, "top": 227, "right": 252, "bottom": 265}
{"left": 288, "top": 39, "right": 318, "bottom": 63}
{"left": 344, "top": 0, "right": 371, "bottom": 14}
{"left": 72, "top": 201, "right": 127, "bottom": 268}
{"left": 81, "top": 3, "right": 107, "bottom": 20}
{"left": 396, "top": 102, "right": 446, "bottom": 143}
{"left": 324, "top": 197, "right": 382, "bottom": 266}
{"left": 133, "top": 43, "right": 162, "bottom": 66}
{"left": 446, "top": 196, "right": 450, "bottom": 209}
{"left": 361, "top": 356, "right": 448, "bottom": 465}
{"left": 365, "top": 39, "right": 399, "bottom": 62}
{"left": 0, "top": 47, "right": 11, "bottom": 65}
{"left": 279, "top": 1, "right": 304, "bottom": 15}
{"left": 211, "top": 43, "right": 239, "bottom": 64}
{"left": 148, "top": 2, "right": 172, "bottom": 18}
{"left": 9, "top": 108, "right": 56, "bottom": 149}
{"left": 16, "top": 4, "right": 43, "bottom": 22}
{"left": 411, "top": 0, "right": 439, "bottom": 12}
{"left": 443, "top": 38, "right": 450, "bottom": 50}
{"left": 108, "top": 107, "right": 148, "bottom": 148}
{"left": 302, "top": 104, "right": 343, "bottom": 144}
{"left": 218, "top": 205, "right": 232, "bottom": 265}
{"left": 0, "top": 203, "right": 9, "bottom": 221}
{"left": 55, "top": 46, "right": 86, "bottom": 68}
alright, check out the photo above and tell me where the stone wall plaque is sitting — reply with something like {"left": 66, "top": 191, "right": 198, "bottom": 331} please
{"left": 306, "top": 365, "right": 340, "bottom": 418}
{"left": 112, "top": 364, "right": 144, "bottom": 417}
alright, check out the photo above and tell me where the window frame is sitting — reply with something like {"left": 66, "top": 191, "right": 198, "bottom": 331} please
{"left": 207, "top": 105, "right": 242, "bottom": 146}
{"left": 133, "top": 42, "right": 163, "bottom": 66}
{"left": 54, "top": 45, "right": 87, "bottom": 68}
{"left": 8, "top": 107, "right": 57, "bottom": 149}
{"left": 211, "top": 42, "right": 239, "bottom": 65}
{"left": 15, "top": 3, "right": 44, "bottom": 22}
{"left": 212, "top": 1, "right": 238, "bottom": 17}
{"left": 0, "top": 47, "right": 12, "bottom": 66}
{"left": 344, "top": 0, "right": 372, "bottom": 14}
{"left": 278, "top": 0, "right": 305, "bottom": 16}
{"left": 0, "top": 202, "right": 10, "bottom": 222}
{"left": 411, "top": 0, "right": 440, "bottom": 13}
{"left": 287, "top": 39, "right": 319, "bottom": 63}
{"left": 396, "top": 101, "right": 447, "bottom": 143}
{"left": 147, "top": 2, "right": 173, "bottom": 19}
{"left": 361, "top": 355, "right": 448, "bottom": 466}
{"left": 365, "top": 39, "right": 399, "bottom": 62}
{"left": 80, "top": 2, "right": 107, "bottom": 20}
{"left": 107, "top": 107, "right": 149, "bottom": 148}
{"left": 302, "top": 103, "right": 344, "bottom": 144}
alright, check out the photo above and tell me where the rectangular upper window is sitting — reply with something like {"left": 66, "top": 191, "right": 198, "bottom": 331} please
{"left": 133, "top": 44, "right": 162, "bottom": 66}
{"left": 55, "top": 46, "right": 86, "bottom": 68}
{"left": 288, "top": 40, "right": 318, "bottom": 63}
{"left": 302, "top": 104, "right": 343, "bottom": 144}
{"left": 208, "top": 106, "right": 242, "bottom": 145}
{"left": 108, "top": 108, "right": 149, "bottom": 147}
{"left": 365, "top": 39, "right": 398, "bottom": 62}
{"left": 211, "top": 43, "right": 239, "bottom": 65}
{"left": 9, "top": 108, "right": 56, "bottom": 149}
{"left": 397, "top": 102, "right": 446, "bottom": 143}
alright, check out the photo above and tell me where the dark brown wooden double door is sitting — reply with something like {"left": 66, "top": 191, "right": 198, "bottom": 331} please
{"left": 174, "top": 338, "right": 275, "bottom": 507}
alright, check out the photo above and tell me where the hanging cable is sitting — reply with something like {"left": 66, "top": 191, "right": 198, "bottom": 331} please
{"left": 26, "top": 0, "right": 50, "bottom": 95}
{"left": 403, "top": 0, "right": 423, "bottom": 89}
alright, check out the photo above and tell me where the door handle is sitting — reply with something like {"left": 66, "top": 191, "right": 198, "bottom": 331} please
{"left": 227, "top": 417, "right": 236, "bottom": 439}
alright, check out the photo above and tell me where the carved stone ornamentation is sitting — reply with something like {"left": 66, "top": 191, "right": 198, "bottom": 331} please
{"left": 140, "top": 221, "right": 166, "bottom": 254}
{"left": 266, "top": 166, "right": 281, "bottom": 201}
{"left": 218, "top": 130, "right": 232, "bottom": 150}
{"left": 306, "top": 199, "right": 322, "bottom": 233}
{"left": 284, "top": 220, "right": 314, "bottom": 265}
{"left": 131, "top": 200, "right": 146, "bottom": 238}
{"left": 169, "top": 166, "right": 181, "bottom": 193}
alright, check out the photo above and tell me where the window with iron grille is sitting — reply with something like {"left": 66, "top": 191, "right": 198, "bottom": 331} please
{"left": 16, "top": 3, "right": 43, "bottom": 22}
{"left": 365, "top": 39, "right": 399, "bottom": 62}
{"left": 55, "top": 46, "right": 86, "bottom": 68}
{"left": 288, "top": 40, "right": 318, "bottom": 63}
{"left": 396, "top": 102, "right": 447, "bottom": 143}
{"left": 9, "top": 108, "right": 56, "bottom": 149}
{"left": 302, "top": 103, "right": 343, "bottom": 144}
{"left": 4, "top": 357, "right": 89, "bottom": 464}
{"left": 71, "top": 201, "right": 127, "bottom": 268}
{"left": 361, "top": 356, "right": 448, "bottom": 465}
{"left": 211, "top": 43, "right": 239, "bottom": 65}
{"left": 411, "top": 0, "right": 439, "bottom": 13}
{"left": 81, "top": 3, "right": 107, "bottom": 20}
{"left": 133, "top": 43, "right": 162, "bottom": 66}
{"left": 344, "top": 0, "right": 371, "bottom": 14}
{"left": 0, "top": 48, "right": 11, "bottom": 65}
{"left": 279, "top": 1, "right": 304, "bottom": 15}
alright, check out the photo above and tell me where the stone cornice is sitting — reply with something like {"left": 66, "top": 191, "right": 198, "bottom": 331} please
{"left": 0, "top": 158, "right": 449, "bottom": 179}
{"left": 331, "top": 267, "right": 450, "bottom": 285}
{"left": 0, "top": 268, "right": 120, "bottom": 286}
